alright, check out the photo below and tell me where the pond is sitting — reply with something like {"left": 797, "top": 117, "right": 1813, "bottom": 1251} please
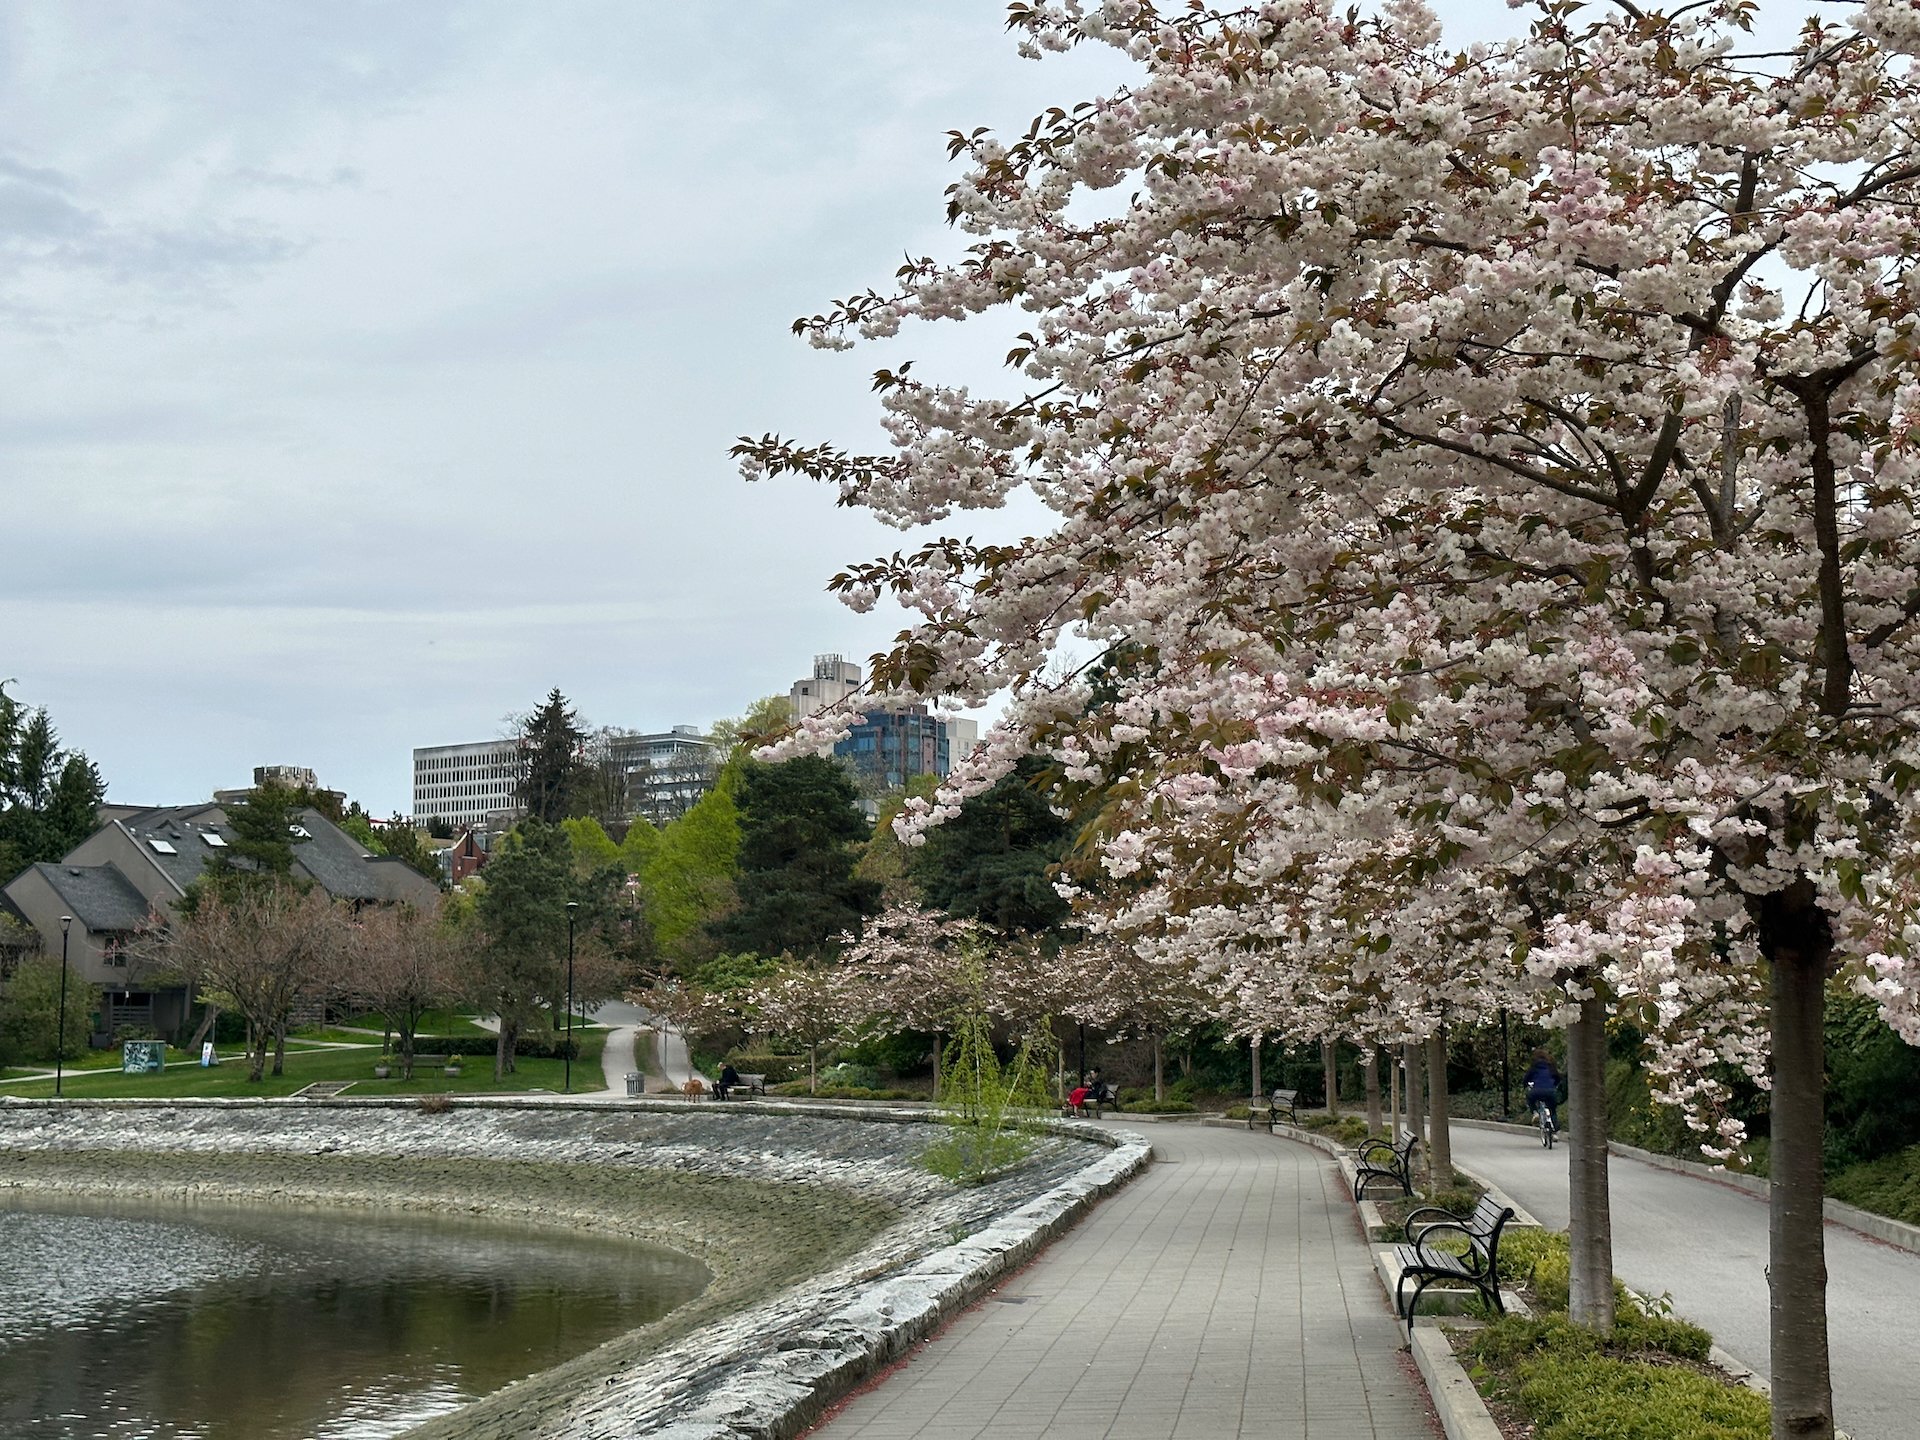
{"left": 0, "top": 1194, "right": 711, "bottom": 1439}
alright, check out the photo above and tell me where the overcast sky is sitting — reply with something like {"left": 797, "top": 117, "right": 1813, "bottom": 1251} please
{"left": 1, "top": 2, "right": 1817, "bottom": 817}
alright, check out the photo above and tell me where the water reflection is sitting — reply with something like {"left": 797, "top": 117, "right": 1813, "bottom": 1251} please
{"left": 0, "top": 1195, "right": 710, "bottom": 1439}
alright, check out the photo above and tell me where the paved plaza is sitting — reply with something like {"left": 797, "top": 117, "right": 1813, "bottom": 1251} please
{"left": 812, "top": 1122, "right": 1438, "bottom": 1440}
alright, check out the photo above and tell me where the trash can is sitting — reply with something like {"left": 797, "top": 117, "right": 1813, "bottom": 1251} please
{"left": 625, "top": 1072, "right": 643, "bottom": 1097}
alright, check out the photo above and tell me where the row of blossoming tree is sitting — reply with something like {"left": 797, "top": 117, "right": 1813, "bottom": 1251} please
{"left": 737, "top": 3, "right": 1920, "bottom": 1435}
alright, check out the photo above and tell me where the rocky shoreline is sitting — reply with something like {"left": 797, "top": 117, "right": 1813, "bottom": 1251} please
{"left": 0, "top": 1098, "right": 1150, "bottom": 1437}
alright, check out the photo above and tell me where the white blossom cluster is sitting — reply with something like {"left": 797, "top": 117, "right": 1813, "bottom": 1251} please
{"left": 740, "top": 0, "right": 1920, "bottom": 1150}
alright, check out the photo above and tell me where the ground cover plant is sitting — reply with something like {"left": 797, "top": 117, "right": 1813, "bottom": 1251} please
{"left": 1460, "top": 1231, "right": 1767, "bottom": 1440}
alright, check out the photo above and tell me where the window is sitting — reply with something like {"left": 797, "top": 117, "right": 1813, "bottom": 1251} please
{"left": 201, "top": 833, "right": 227, "bottom": 848}
{"left": 289, "top": 825, "right": 312, "bottom": 839}
{"left": 148, "top": 839, "right": 177, "bottom": 855}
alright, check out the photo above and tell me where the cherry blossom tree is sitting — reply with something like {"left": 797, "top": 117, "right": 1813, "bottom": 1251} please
{"left": 344, "top": 901, "right": 462, "bottom": 1080}
{"left": 745, "top": 5, "right": 1920, "bottom": 1433}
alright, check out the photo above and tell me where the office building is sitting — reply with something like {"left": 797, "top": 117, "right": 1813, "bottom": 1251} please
{"left": 411, "top": 740, "right": 520, "bottom": 830}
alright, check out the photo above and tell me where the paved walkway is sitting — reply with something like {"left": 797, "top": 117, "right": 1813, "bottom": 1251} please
{"left": 1451, "top": 1124, "right": 1919, "bottom": 1440}
{"left": 815, "top": 1122, "right": 1438, "bottom": 1440}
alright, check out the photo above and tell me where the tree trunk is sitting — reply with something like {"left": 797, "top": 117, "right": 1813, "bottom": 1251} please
{"left": 1250, "top": 1034, "right": 1263, "bottom": 1102}
{"left": 495, "top": 1019, "right": 516, "bottom": 1079}
{"left": 399, "top": 1023, "right": 417, "bottom": 1082}
{"left": 1388, "top": 1046, "right": 1401, "bottom": 1134}
{"left": 271, "top": 1021, "right": 286, "bottom": 1077}
{"left": 1322, "top": 1038, "right": 1340, "bottom": 1118}
{"left": 931, "top": 1030, "right": 943, "bottom": 1100}
{"left": 1566, "top": 989, "right": 1616, "bottom": 1334}
{"left": 1405, "top": 1036, "right": 1420, "bottom": 1152}
{"left": 809, "top": 1042, "right": 818, "bottom": 1094}
{"left": 1363, "top": 1048, "right": 1382, "bottom": 1135}
{"left": 246, "top": 1020, "right": 264, "bottom": 1083}
{"left": 1766, "top": 920, "right": 1836, "bottom": 1440}
{"left": 1426, "top": 1028, "right": 1452, "bottom": 1187}
{"left": 187, "top": 1003, "right": 219, "bottom": 1051}
{"left": 1152, "top": 1031, "right": 1165, "bottom": 1103}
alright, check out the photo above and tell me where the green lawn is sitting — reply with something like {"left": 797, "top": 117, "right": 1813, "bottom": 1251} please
{"left": 0, "top": 1032, "right": 608, "bottom": 1100}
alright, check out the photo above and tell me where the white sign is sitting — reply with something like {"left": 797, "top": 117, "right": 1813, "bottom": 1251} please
{"left": 200, "top": 1042, "right": 215, "bottom": 1068}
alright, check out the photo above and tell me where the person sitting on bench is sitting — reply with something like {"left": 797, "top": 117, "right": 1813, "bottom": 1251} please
{"left": 715, "top": 1061, "right": 742, "bottom": 1101}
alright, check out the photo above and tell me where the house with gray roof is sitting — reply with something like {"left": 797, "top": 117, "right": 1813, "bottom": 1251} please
{"left": 1, "top": 802, "right": 440, "bottom": 1041}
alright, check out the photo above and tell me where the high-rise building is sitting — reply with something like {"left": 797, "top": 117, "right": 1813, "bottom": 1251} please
{"left": 411, "top": 740, "right": 520, "bottom": 829}
{"left": 600, "top": 727, "right": 720, "bottom": 826}
{"left": 790, "top": 654, "right": 864, "bottom": 717}
{"left": 834, "top": 706, "right": 951, "bottom": 794}
{"left": 413, "top": 726, "right": 720, "bottom": 830}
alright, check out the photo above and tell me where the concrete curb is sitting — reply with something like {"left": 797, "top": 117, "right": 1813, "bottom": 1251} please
{"left": 1409, "top": 1326, "right": 1504, "bottom": 1440}
{"left": 1607, "top": 1139, "right": 1920, "bottom": 1257}
{"left": 1454, "top": 1117, "right": 1920, "bottom": 1256}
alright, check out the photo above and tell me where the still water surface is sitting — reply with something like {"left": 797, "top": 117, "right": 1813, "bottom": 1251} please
{"left": 0, "top": 1195, "right": 710, "bottom": 1439}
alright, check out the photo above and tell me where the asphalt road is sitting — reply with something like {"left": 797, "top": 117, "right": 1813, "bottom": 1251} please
{"left": 1450, "top": 1124, "right": 1919, "bottom": 1440}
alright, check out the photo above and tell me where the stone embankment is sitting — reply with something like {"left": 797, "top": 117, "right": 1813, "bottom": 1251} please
{"left": 0, "top": 1098, "right": 1148, "bottom": 1438}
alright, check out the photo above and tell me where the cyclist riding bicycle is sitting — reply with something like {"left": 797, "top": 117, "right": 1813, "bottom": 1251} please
{"left": 1523, "top": 1049, "right": 1562, "bottom": 1131}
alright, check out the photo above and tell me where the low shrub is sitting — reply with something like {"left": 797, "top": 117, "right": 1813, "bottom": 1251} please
{"left": 1223, "top": 1104, "right": 1251, "bottom": 1120}
{"left": 723, "top": 1052, "right": 807, "bottom": 1085}
{"left": 1462, "top": 1229, "right": 1746, "bottom": 1439}
{"left": 1467, "top": 1314, "right": 1759, "bottom": 1440}
{"left": 767, "top": 1081, "right": 917, "bottom": 1101}
{"left": 402, "top": 1034, "right": 583, "bottom": 1060}
{"left": 817, "top": 1061, "right": 883, "bottom": 1091}
{"left": 1826, "top": 1141, "right": 1920, "bottom": 1225}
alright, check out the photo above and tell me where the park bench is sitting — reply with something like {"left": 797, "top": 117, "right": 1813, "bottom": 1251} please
{"left": 1246, "top": 1088, "right": 1300, "bottom": 1132}
{"left": 1393, "top": 1193, "right": 1516, "bottom": 1335}
{"left": 374, "top": 1053, "right": 463, "bottom": 1077}
{"left": 1351, "top": 1128, "right": 1420, "bottom": 1199}
{"left": 716, "top": 1073, "right": 766, "bottom": 1099}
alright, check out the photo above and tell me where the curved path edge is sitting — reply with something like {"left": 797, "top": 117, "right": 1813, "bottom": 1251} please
{"left": 633, "top": 1121, "right": 1153, "bottom": 1440}
{"left": 1450, "top": 1117, "right": 1920, "bottom": 1257}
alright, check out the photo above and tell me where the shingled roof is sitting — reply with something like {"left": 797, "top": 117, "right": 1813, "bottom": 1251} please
{"left": 29, "top": 863, "right": 155, "bottom": 934}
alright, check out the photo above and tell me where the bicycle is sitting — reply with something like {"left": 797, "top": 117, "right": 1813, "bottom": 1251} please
{"left": 1530, "top": 1096, "right": 1557, "bottom": 1149}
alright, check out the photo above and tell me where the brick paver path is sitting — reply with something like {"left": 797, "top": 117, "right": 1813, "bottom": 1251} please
{"left": 815, "top": 1121, "right": 1437, "bottom": 1440}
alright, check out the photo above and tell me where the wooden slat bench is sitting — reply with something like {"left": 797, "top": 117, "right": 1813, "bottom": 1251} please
{"left": 1246, "top": 1088, "right": 1300, "bottom": 1132}
{"left": 1351, "top": 1128, "right": 1420, "bottom": 1199}
{"left": 1393, "top": 1193, "right": 1516, "bottom": 1335}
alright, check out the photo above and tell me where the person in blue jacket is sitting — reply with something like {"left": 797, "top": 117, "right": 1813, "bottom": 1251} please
{"left": 1523, "top": 1050, "right": 1562, "bottom": 1128}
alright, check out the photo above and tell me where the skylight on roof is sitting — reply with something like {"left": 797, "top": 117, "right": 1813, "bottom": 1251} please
{"left": 201, "top": 833, "right": 227, "bottom": 847}
{"left": 149, "top": 839, "right": 178, "bottom": 855}
{"left": 289, "top": 824, "right": 312, "bottom": 839}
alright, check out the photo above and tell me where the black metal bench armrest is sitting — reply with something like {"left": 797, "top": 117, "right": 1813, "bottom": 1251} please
{"left": 1401, "top": 1205, "right": 1464, "bottom": 1240}
{"left": 1408, "top": 1218, "right": 1484, "bottom": 1271}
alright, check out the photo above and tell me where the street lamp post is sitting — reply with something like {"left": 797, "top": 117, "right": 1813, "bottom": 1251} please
{"left": 564, "top": 902, "right": 579, "bottom": 1094}
{"left": 55, "top": 916, "right": 73, "bottom": 1098}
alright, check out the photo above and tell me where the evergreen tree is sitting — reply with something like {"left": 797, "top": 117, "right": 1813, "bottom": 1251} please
{"left": 512, "top": 688, "right": 591, "bottom": 824}
{"left": 375, "top": 815, "right": 444, "bottom": 885}
{"left": 473, "top": 819, "right": 573, "bottom": 1075}
{"left": 709, "top": 755, "right": 880, "bottom": 961}
{"left": 0, "top": 685, "right": 107, "bottom": 883}
{"left": 910, "top": 757, "right": 1071, "bottom": 934}
{"left": 206, "top": 782, "right": 304, "bottom": 896}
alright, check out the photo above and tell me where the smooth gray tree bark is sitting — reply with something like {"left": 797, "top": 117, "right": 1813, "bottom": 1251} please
{"left": 1322, "top": 1038, "right": 1340, "bottom": 1117}
{"left": 1363, "top": 1047, "right": 1382, "bottom": 1134}
{"left": 1425, "top": 1027, "right": 1452, "bottom": 1187}
{"left": 1764, "top": 898, "right": 1835, "bottom": 1440}
{"left": 1565, "top": 990, "right": 1615, "bottom": 1334}
{"left": 1403, "top": 1040, "right": 1426, "bottom": 1188}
